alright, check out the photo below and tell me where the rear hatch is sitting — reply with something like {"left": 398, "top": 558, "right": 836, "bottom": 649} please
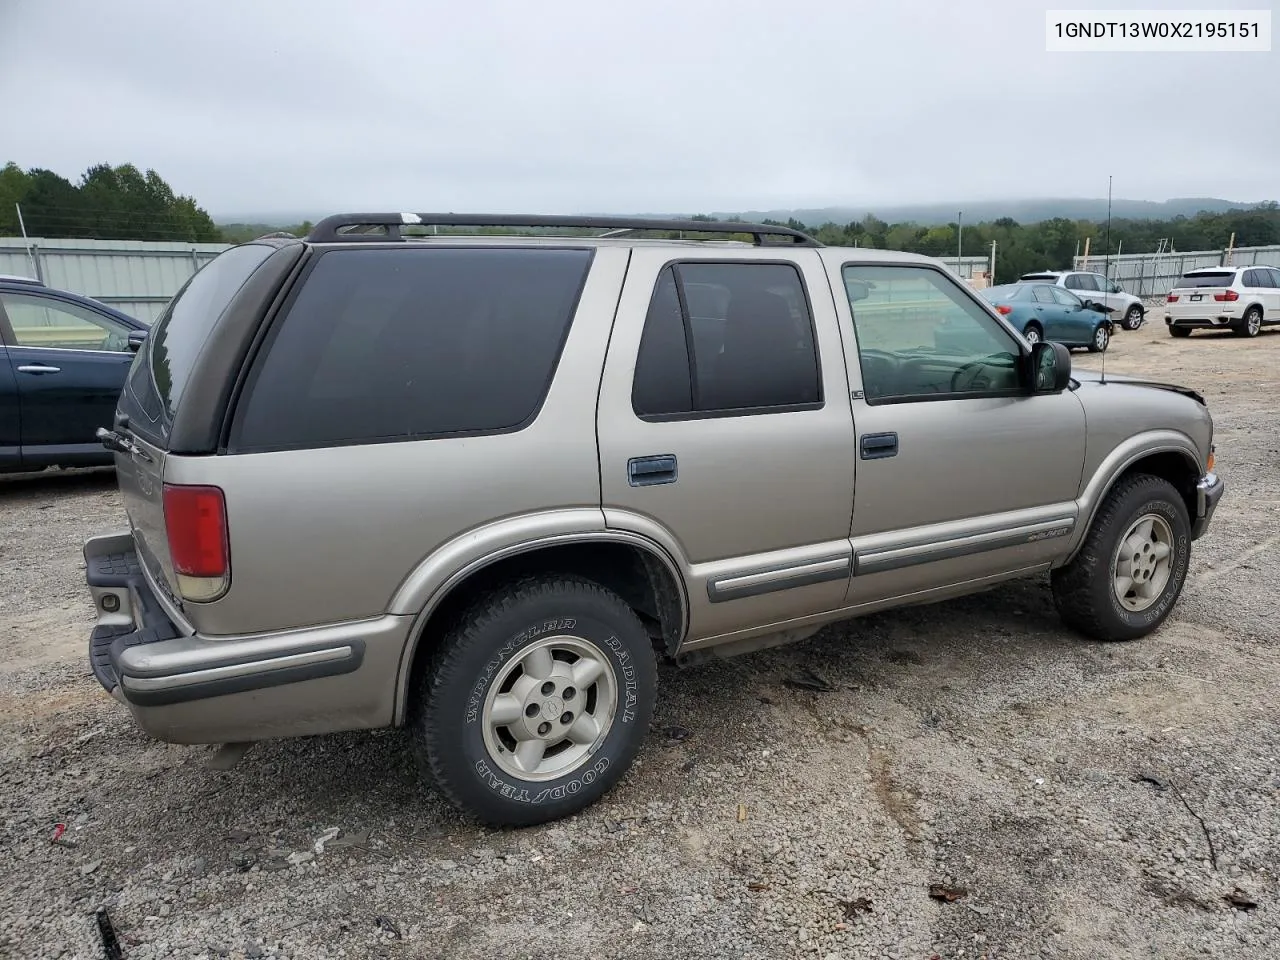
{"left": 1167, "top": 271, "right": 1238, "bottom": 319}
{"left": 111, "top": 243, "right": 280, "bottom": 609}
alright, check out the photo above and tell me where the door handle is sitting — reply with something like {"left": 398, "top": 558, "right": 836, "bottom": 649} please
{"left": 860, "top": 432, "right": 898, "bottom": 460}
{"left": 17, "top": 364, "right": 61, "bottom": 374}
{"left": 628, "top": 454, "right": 678, "bottom": 487}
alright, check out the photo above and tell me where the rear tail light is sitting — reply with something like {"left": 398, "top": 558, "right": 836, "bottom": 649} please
{"left": 1166, "top": 294, "right": 1179, "bottom": 303}
{"left": 1213, "top": 290, "right": 1239, "bottom": 302}
{"left": 163, "top": 483, "right": 230, "bottom": 602}
{"left": 995, "top": 305, "right": 1013, "bottom": 315}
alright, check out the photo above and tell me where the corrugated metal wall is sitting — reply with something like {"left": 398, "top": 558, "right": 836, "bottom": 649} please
{"left": 0, "top": 237, "right": 231, "bottom": 323}
{"left": 1073, "top": 244, "right": 1280, "bottom": 299}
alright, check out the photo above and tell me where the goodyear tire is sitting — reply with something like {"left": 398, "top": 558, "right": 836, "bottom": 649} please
{"left": 1050, "top": 474, "right": 1191, "bottom": 642}
{"left": 413, "top": 575, "right": 656, "bottom": 827}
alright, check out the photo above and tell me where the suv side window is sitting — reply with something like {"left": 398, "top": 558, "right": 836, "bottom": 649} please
{"left": 1243, "top": 269, "right": 1260, "bottom": 287}
{"left": 230, "top": 247, "right": 592, "bottom": 451}
{"left": 1062, "top": 274, "right": 1081, "bottom": 290}
{"left": 1073, "top": 274, "right": 1099, "bottom": 292}
{"left": 843, "top": 264, "right": 1022, "bottom": 403}
{"left": 631, "top": 261, "right": 822, "bottom": 418}
{"left": 0, "top": 292, "right": 132, "bottom": 351}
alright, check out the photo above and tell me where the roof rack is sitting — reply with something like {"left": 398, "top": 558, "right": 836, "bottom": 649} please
{"left": 304, "top": 213, "right": 821, "bottom": 247}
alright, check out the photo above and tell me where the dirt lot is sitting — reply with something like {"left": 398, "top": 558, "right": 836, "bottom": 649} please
{"left": 2, "top": 323, "right": 1278, "bottom": 960}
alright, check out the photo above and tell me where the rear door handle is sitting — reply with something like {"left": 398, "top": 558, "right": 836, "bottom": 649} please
{"left": 628, "top": 454, "right": 678, "bottom": 487}
{"left": 860, "top": 432, "right": 898, "bottom": 460}
{"left": 17, "top": 364, "right": 61, "bottom": 374}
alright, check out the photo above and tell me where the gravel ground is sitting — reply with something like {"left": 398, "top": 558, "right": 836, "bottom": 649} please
{"left": 2, "top": 324, "right": 1278, "bottom": 960}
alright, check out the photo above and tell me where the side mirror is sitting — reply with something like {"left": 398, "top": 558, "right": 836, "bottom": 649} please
{"left": 1111, "top": 283, "right": 1122, "bottom": 293}
{"left": 846, "top": 279, "right": 873, "bottom": 303}
{"left": 127, "top": 329, "right": 147, "bottom": 352}
{"left": 1030, "top": 340, "right": 1071, "bottom": 393}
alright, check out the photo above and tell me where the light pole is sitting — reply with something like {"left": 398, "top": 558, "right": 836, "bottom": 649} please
{"left": 956, "top": 211, "right": 963, "bottom": 276}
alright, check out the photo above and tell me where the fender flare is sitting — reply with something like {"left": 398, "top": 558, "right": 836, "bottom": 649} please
{"left": 1063, "top": 430, "right": 1202, "bottom": 564}
{"left": 389, "top": 512, "right": 689, "bottom": 724}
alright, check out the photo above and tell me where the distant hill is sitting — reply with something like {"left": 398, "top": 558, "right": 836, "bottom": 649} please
{"left": 713, "top": 197, "right": 1260, "bottom": 227}
{"left": 215, "top": 198, "right": 1266, "bottom": 233}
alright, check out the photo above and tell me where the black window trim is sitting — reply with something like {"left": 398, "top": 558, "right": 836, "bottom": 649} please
{"left": 630, "top": 256, "right": 826, "bottom": 424}
{"left": 225, "top": 243, "right": 597, "bottom": 454}
{"left": 840, "top": 259, "right": 1031, "bottom": 408}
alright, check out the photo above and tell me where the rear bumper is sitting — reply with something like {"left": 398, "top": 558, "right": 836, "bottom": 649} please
{"left": 1191, "top": 472, "right": 1224, "bottom": 540}
{"left": 84, "top": 532, "right": 411, "bottom": 744}
{"left": 1164, "top": 313, "right": 1240, "bottom": 329}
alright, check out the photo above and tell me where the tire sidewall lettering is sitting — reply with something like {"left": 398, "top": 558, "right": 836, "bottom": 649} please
{"left": 463, "top": 611, "right": 642, "bottom": 805}
{"left": 464, "top": 617, "right": 577, "bottom": 726}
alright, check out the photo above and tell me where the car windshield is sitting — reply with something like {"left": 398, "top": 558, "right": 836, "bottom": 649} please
{"left": 1175, "top": 272, "right": 1236, "bottom": 288}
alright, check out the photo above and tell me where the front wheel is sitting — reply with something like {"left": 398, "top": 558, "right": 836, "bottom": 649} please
{"left": 1088, "top": 323, "right": 1110, "bottom": 353}
{"left": 1121, "top": 305, "right": 1144, "bottom": 331}
{"left": 412, "top": 576, "right": 657, "bottom": 826}
{"left": 1050, "top": 474, "right": 1191, "bottom": 641}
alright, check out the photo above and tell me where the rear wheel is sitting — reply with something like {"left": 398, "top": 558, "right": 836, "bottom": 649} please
{"left": 412, "top": 575, "right": 657, "bottom": 827}
{"left": 1088, "top": 323, "right": 1110, "bottom": 353}
{"left": 1121, "top": 305, "right": 1144, "bottom": 331}
{"left": 1050, "top": 474, "right": 1191, "bottom": 641}
{"left": 1234, "top": 307, "right": 1262, "bottom": 338}
{"left": 1169, "top": 326, "right": 1192, "bottom": 338}
{"left": 1023, "top": 324, "right": 1043, "bottom": 345}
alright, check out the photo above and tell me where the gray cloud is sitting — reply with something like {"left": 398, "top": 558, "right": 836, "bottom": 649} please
{"left": 1, "top": 0, "right": 1275, "bottom": 219}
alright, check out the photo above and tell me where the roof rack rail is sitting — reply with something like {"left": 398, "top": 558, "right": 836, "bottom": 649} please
{"left": 304, "top": 213, "right": 821, "bottom": 247}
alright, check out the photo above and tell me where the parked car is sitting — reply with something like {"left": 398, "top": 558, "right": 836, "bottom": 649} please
{"left": 83, "top": 215, "right": 1223, "bottom": 827}
{"left": 979, "top": 282, "right": 1111, "bottom": 352}
{"left": 1164, "top": 265, "right": 1280, "bottom": 338}
{"left": 1019, "top": 270, "right": 1146, "bottom": 331}
{"left": 1, "top": 275, "right": 147, "bottom": 473}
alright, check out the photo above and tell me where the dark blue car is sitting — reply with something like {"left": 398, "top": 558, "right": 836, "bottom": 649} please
{"left": 980, "top": 282, "right": 1112, "bottom": 352}
{"left": 0, "top": 275, "right": 147, "bottom": 473}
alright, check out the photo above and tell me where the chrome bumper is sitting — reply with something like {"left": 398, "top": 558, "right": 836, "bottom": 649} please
{"left": 1191, "top": 472, "right": 1224, "bottom": 540}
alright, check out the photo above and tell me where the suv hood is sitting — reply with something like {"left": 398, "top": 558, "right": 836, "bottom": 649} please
{"left": 1071, "top": 370, "right": 1206, "bottom": 405}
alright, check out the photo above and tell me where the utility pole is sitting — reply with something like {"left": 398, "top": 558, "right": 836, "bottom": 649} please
{"left": 15, "top": 203, "right": 38, "bottom": 280}
{"left": 956, "top": 211, "right": 963, "bottom": 276}
{"left": 990, "top": 240, "right": 997, "bottom": 284}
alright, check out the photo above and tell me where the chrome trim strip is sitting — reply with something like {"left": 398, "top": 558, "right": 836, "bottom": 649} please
{"left": 707, "top": 555, "right": 851, "bottom": 603}
{"left": 121, "top": 646, "right": 353, "bottom": 692}
{"left": 856, "top": 517, "right": 1076, "bottom": 575}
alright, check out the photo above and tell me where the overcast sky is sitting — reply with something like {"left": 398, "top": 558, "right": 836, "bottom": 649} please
{"left": 1, "top": 0, "right": 1276, "bottom": 219}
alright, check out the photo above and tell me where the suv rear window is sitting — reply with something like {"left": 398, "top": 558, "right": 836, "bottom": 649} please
{"left": 230, "top": 247, "right": 592, "bottom": 451}
{"left": 1176, "top": 272, "right": 1236, "bottom": 288}
{"left": 121, "top": 243, "right": 274, "bottom": 445}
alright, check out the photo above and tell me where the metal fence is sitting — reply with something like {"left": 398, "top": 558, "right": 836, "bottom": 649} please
{"left": 0, "top": 237, "right": 232, "bottom": 323}
{"left": 1073, "top": 244, "right": 1280, "bottom": 299}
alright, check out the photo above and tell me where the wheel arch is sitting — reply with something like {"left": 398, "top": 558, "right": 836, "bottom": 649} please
{"left": 1065, "top": 434, "right": 1202, "bottom": 565}
{"left": 393, "top": 532, "right": 688, "bottom": 725}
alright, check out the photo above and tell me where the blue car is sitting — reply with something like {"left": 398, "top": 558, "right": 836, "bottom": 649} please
{"left": 980, "top": 282, "right": 1112, "bottom": 352}
{"left": 0, "top": 275, "right": 147, "bottom": 473}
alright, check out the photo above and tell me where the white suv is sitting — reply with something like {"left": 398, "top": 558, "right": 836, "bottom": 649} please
{"left": 1164, "top": 265, "right": 1280, "bottom": 339}
{"left": 1020, "top": 270, "right": 1146, "bottom": 331}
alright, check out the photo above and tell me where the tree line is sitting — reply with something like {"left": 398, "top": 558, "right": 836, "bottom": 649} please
{"left": 2, "top": 161, "right": 1276, "bottom": 283}
{"left": 754, "top": 203, "right": 1280, "bottom": 283}
{"left": 0, "top": 162, "right": 220, "bottom": 242}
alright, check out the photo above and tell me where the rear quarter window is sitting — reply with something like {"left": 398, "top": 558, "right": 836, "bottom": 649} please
{"left": 122, "top": 243, "right": 275, "bottom": 444}
{"left": 229, "top": 247, "right": 593, "bottom": 451}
